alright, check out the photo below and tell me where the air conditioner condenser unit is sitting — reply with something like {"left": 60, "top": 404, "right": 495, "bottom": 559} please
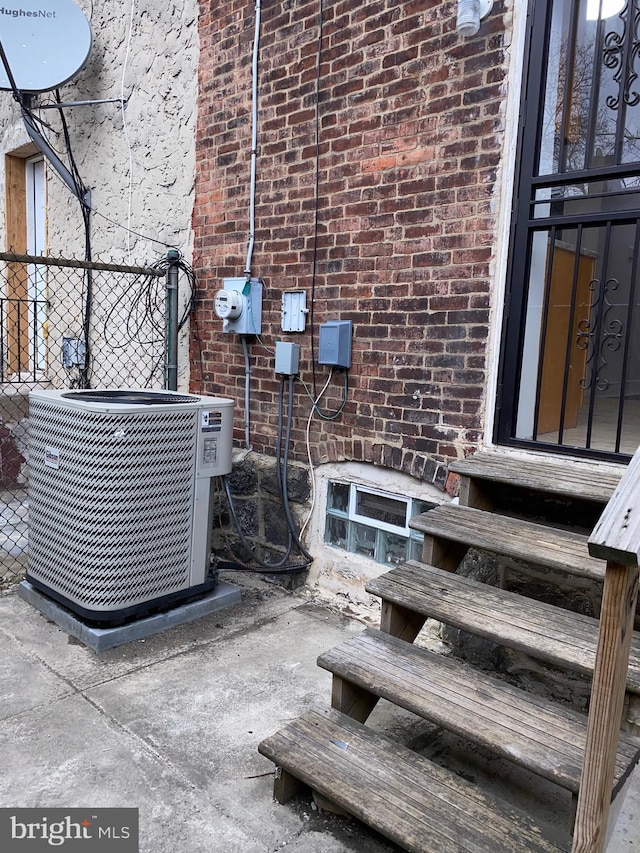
{"left": 27, "top": 389, "right": 234, "bottom": 625}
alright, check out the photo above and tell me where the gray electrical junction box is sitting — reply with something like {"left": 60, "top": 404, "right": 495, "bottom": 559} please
{"left": 318, "top": 320, "right": 352, "bottom": 368}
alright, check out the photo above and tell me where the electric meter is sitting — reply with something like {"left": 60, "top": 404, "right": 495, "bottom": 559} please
{"left": 214, "top": 289, "right": 243, "bottom": 320}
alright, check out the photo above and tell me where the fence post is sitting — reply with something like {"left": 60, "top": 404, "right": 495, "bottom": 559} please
{"left": 165, "top": 249, "right": 179, "bottom": 391}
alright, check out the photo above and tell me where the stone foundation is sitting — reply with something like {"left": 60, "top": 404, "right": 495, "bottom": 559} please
{"left": 211, "top": 451, "right": 311, "bottom": 589}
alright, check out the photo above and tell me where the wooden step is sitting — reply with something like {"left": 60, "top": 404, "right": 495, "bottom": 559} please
{"left": 448, "top": 451, "right": 624, "bottom": 507}
{"left": 258, "top": 708, "right": 564, "bottom": 853}
{"left": 364, "top": 561, "right": 640, "bottom": 695}
{"left": 316, "top": 627, "right": 640, "bottom": 796}
{"left": 410, "top": 503, "right": 606, "bottom": 581}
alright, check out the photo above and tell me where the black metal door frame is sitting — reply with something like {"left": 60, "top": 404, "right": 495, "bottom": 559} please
{"left": 496, "top": 0, "right": 640, "bottom": 462}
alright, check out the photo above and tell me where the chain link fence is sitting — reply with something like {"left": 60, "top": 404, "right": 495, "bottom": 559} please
{"left": 0, "top": 251, "right": 170, "bottom": 588}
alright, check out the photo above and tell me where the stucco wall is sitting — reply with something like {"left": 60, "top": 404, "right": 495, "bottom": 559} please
{"left": 0, "top": 1, "right": 199, "bottom": 390}
{"left": 45, "top": 0, "right": 198, "bottom": 261}
{"left": 1, "top": 0, "right": 199, "bottom": 260}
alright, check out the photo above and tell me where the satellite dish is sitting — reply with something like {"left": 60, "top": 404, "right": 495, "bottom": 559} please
{"left": 0, "top": 0, "right": 92, "bottom": 93}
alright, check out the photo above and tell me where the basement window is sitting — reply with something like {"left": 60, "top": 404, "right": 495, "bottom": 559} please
{"left": 324, "top": 481, "right": 435, "bottom": 565}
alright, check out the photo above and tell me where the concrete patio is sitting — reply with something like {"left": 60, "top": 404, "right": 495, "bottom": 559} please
{"left": 0, "top": 572, "right": 638, "bottom": 852}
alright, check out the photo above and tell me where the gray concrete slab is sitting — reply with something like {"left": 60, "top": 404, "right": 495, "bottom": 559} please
{"left": 0, "top": 694, "right": 264, "bottom": 853}
{"left": 0, "top": 574, "right": 398, "bottom": 853}
{"left": 1, "top": 571, "right": 639, "bottom": 852}
{"left": 0, "top": 571, "right": 299, "bottom": 691}
{"left": 17, "top": 579, "right": 242, "bottom": 651}
{"left": 0, "top": 631, "right": 74, "bottom": 719}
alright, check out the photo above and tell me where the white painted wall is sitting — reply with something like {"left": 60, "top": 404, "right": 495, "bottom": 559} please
{"left": 484, "top": 0, "right": 528, "bottom": 447}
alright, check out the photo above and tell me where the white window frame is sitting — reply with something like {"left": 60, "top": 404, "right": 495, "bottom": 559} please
{"left": 25, "top": 155, "right": 47, "bottom": 375}
{"left": 325, "top": 480, "right": 433, "bottom": 566}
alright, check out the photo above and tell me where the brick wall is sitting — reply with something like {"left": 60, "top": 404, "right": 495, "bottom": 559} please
{"left": 194, "top": 0, "right": 508, "bottom": 489}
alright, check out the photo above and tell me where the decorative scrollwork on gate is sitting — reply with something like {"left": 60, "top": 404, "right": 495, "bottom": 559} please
{"left": 603, "top": 0, "right": 640, "bottom": 110}
{"left": 576, "top": 277, "right": 623, "bottom": 391}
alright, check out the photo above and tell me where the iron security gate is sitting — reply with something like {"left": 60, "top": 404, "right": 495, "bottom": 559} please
{"left": 0, "top": 251, "right": 174, "bottom": 587}
{"left": 498, "top": 0, "right": 640, "bottom": 461}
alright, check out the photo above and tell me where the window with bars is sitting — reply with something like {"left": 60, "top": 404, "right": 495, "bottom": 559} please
{"left": 324, "top": 481, "right": 435, "bottom": 566}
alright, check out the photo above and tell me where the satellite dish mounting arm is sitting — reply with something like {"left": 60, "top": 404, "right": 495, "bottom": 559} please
{"left": 0, "top": 39, "right": 91, "bottom": 211}
{"left": 21, "top": 101, "right": 91, "bottom": 210}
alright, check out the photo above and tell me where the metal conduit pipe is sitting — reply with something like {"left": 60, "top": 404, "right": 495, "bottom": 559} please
{"left": 244, "top": 0, "right": 261, "bottom": 277}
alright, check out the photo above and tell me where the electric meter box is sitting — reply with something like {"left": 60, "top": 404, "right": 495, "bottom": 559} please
{"left": 216, "top": 277, "right": 263, "bottom": 335}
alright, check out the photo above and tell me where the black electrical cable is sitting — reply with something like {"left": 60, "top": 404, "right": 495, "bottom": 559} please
{"left": 306, "top": 0, "right": 351, "bottom": 421}
{"left": 222, "top": 376, "right": 298, "bottom": 569}
{"left": 91, "top": 208, "right": 177, "bottom": 249}
{"left": 0, "top": 38, "right": 25, "bottom": 108}
{"left": 217, "top": 559, "right": 311, "bottom": 575}
{"left": 309, "top": 0, "right": 324, "bottom": 401}
{"left": 273, "top": 376, "right": 295, "bottom": 561}
{"left": 222, "top": 475, "right": 310, "bottom": 571}
{"left": 100, "top": 252, "right": 197, "bottom": 389}
{"left": 220, "top": 374, "right": 314, "bottom": 571}
{"left": 55, "top": 90, "right": 86, "bottom": 192}
{"left": 279, "top": 375, "right": 314, "bottom": 560}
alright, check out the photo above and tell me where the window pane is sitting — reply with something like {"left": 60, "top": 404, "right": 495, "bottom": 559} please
{"left": 355, "top": 490, "right": 406, "bottom": 527}
{"left": 412, "top": 499, "right": 436, "bottom": 516}
{"left": 515, "top": 223, "right": 640, "bottom": 454}
{"left": 379, "top": 531, "right": 408, "bottom": 566}
{"left": 327, "top": 481, "right": 349, "bottom": 513}
{"left": 325, "top": 516, "right": 348, "bottom": 549}
{"left": 352, "top": 523, "right": 376, "bottom": 559}
{"left": 533, "top": 180, "right": 640, "bottom": 219}
{"left": 409, "top": 539, "right": 424, "bottom": 561}
{"left": 538, "top": 1, "right": 640, "bottom": 177}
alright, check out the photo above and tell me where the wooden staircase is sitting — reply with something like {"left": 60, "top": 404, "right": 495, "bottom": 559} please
{"left": 259, "top": 450, "right": 640, "bottom": 853}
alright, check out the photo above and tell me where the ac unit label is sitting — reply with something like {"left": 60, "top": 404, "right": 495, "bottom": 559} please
{"left": 201, "top": 410, "right": 223, "bottom": 433}
{"left": 201, "top": 410, "right": 222, "bottom": 426}
{"left": 203, "top": 438, "right": 218, "bottom": 464}
{"left": 45, "top": 447, "right": 60, "bottom": 469}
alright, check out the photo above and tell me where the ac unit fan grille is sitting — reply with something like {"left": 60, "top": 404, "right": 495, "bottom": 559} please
{"left": 28, "top": 400, "right": 199, "bottom": 610}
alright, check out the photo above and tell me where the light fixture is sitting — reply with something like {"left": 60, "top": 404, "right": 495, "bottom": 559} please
{"left": 586, "top": 0, "right": 625, "bottom": 20}
{"left": 456, "top": 0, "right": 494, "bottom": 38}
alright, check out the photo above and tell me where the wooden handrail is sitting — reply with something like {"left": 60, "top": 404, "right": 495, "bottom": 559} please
{"left": 572, "top": 446, "right": 640, "bottom": 853}
{"left": 588, "top": 446, "right": 640, "bottom": 566}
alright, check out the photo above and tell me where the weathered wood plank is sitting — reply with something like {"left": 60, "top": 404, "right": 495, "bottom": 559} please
{"left": 379, "top": 599, "right": 426, "bottom": 642}
{"left": 420, "top": 532, "right": 467, "bottom": 573}
{"left": 365, "top": 561, "right": 640, "bottom": 694}
{"left": 273, "top": 766, "right": 306, "bottom": 804}
{"left": 588, "top": 446, "right": 640, "bottom": 565}
{"left": 317, "top": 628, "right": 640, "bottom": 796}
{"left": 259, "top": 708, "right": 563, "bottom": 853}
{"left": 572, "top": 563, "right": 640, "bottom": 853}
{"left": 410, "top": 504, "right": 607, "bottom": 581}
{"left": 330, "top": 674, "right": 379, "bottom": 723}
{"left": 449, "top": 452, "right": 624, "bottom": 505}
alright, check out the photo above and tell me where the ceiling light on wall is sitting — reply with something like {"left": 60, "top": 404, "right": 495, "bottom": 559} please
{"left": 456, "top": 0, "right": 494, "bottom": 37}
{"left": 586, "top": 0, "right": 625, "bottom": 20}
